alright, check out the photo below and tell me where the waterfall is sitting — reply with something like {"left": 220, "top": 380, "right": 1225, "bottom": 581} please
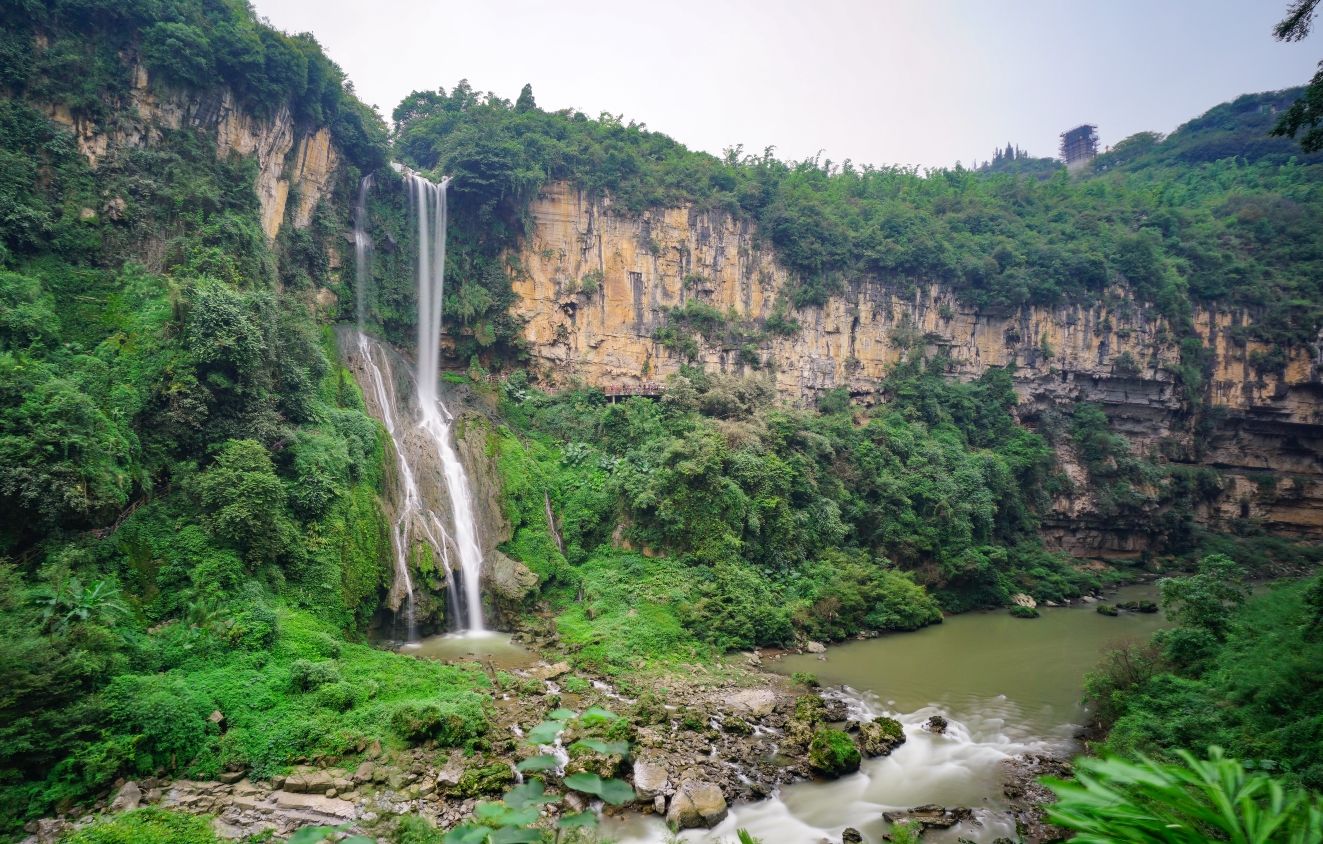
{"left": 349, "top": 170, "right": 487, "bottom": 639}
{"left": 402, "top": 171, "right": 487, "bottom": 635}
{"left": 353, "top": 174, "right": 373, "bottom": 331}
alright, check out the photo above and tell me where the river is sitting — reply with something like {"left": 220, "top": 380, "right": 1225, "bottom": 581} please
{"left": 609, "top": 583, "right": 1170, "bottom": 843}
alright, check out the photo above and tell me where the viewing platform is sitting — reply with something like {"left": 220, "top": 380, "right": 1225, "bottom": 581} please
{"left": 603, "top": 382, "right": 664, "bottom": 401}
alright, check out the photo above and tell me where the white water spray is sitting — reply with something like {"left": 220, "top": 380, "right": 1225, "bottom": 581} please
{"left": 403, "top": 171, "right": 487, "bottom": 635}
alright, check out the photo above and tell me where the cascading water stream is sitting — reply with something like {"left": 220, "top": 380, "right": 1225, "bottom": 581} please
{"left": 350, "top": 170, "right": 487, "bottom": 639}
{"left": 404, "top": 171, "right": 487, "bottom": 635}
{"left": 353, "top": 175, "right": 419, "bottom": 641}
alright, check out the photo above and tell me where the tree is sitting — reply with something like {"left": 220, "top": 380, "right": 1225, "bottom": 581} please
{"left": 514, "top": 83, "right": 536, "bottom": 113}
{"left": 195, "top": 439, "right": 288, "bottom": 562}
{"left": 1273, "top": 0, "right": 1323, "bottom": 151}
{"left": 1159, "top": 553, "right": 1250, "bottom": 640}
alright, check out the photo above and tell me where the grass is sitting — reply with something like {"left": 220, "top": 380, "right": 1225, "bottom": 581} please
{"left": 550, "top": 551, "right": 716, "bottom": 676}
{"left": 62, "top": 808, "right": 219, "bottom": 844}
{"left": 178, "top": 609, "right": 491, "bottom": 779}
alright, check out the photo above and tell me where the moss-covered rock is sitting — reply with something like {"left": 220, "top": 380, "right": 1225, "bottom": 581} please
{"left": 564, "top": 743, "right": 624, "bottom": 779}
{"left": 1009, "top": 605, "right": 1040, "bottom": 619}
{"left": 1096, "top": 604, "right": 1119, "bottom": 617}
{"left": 808, "top": 727, "right": 861, "bottom": 777}
{"left": 857, "top": 716, "right": 906, "bottom": 757}
{"left": 449, "top": 763, "right": 514, "bottom": 797}
{"left": 787, "top": 694, "right": 827, "bottom": 746}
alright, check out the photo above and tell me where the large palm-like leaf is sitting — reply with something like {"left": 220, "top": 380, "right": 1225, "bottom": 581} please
{"left": 1044, "top": 747, "right": 1323, "bottom": 844}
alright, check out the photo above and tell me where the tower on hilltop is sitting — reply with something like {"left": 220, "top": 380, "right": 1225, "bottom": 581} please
{"left": 1059, "top": 124, "right": 1099, "bottom": 170}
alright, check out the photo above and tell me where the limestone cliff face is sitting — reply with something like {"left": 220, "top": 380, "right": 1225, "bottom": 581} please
{"left": 42, "top": 64, "right": 340, "bottom": 241}
{"left": 510, "top": 181, "right": 1323, "bottom": 554}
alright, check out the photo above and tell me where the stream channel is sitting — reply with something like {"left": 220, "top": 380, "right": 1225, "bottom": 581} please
{"left": 609, "top": 583, "right": 1170, "bottom": 843}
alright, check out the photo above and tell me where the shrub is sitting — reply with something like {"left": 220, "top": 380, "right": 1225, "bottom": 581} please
{"left": 1009, "top": 604, "right": 1040, "bottom": 619}
{"left": 289, "top": 659, "right": 341, "bottom": 692}
{"left": 100, "top": 675, "right": 214, "bottom": 773}
{"left": 389, "top": 698, "right": 487, "bottom": 745}
{"left": 791, "top": 671, "right": 820, "bottom": 688}
{"left": 314, "top": 681, "right": 357, "bottom": 712}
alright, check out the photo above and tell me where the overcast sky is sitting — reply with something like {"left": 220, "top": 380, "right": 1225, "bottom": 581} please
{"left": 250, "top": 0, "right": 1319, "bottom": 170}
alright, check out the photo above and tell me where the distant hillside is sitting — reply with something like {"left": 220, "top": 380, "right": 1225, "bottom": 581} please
{"left": 1093, "top": 88, "right": 1323, "bottom": 171}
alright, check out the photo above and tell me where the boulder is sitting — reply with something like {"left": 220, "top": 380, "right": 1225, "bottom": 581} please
{"left": 449, "top": 763, "right": 514, "bottom": 798}
{"left": 565, "top": 743, "right": 625, "bottom": 779}
{"left": 530, "top": 661, "right": 571, "bottom": 681}
{"left": 856, "top": 717, "right": 906, "bottom": 757}
{"left": 924, "top": 715, "right": 949, "bottom": 735}
{"left": 806, "top": 641, "right": 827, "bottom": 654}
{"left": 352, "top": 761, "right": 375, "bottom": 784}
{"left": 109, "top": 781, "right": 141, "bottom": 812}
{"left": 31, "top": 818, "right": 71, "bottom": 844}
{"left": 842, "top": 829, "right": 863, "bottom": 844}
{"left": 485, "top": 551, "right": 538, "bottom": 602}
{"left": 273, "top": 791, "right": 358, "bottom": 819}
{"left": 1011, "top": 592, "right": 1037, "bottom": 609}
{"left": 632, "top": 759, "right": 670, "bottom": 800}
{"left": 666, "top": 779, "right": 728, "bottom": 830}
{"left": 284, "top": 769, "right": 334, "bottom": 794}
{"left": 821, "top": 697, "right": 849, "bottom": 722}
{"left": 722, "top": 689, "right": 778, "bottom": 718}
{"left": 807, "top": 728, "right": 862, "bottom": 777}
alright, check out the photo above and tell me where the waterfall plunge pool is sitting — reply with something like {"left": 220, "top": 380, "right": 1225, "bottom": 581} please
{"left": 605, "top": 583, "right": 1171, "bottom": 843}
{"left": 400, "top": 630, "right": 537, "bottom": 671}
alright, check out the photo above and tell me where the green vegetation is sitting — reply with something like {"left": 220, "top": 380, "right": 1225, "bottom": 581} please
{"left": 2, "top": 1, "right": 1322, "bottom": 840}
{"left": 1045, "top": 748, "right": 1323, "bottom": 843}
{"left": 0, "top": 0, "right": 386, "bottom": 170}
{"left": 480, "top": 358, "right": 1133, "bottom": 676}
{"left": 434, "top": 707, "right": 634, "bottom": 843}
{"left": 62, "top": 807, "right": 220, "bottom": 844}
{"left": 0, "top": 1, "right": 501, "bottom": 836}
{"left": 1085, "top": 560, "right": 1323, "bottom": 790}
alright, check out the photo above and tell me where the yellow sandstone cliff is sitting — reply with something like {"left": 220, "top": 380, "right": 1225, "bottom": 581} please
{"left": 509, "top": 181, "right": 1323, "bottom": 554}
{"left": 41, "top": 63, "right": 340, "bottom": 242}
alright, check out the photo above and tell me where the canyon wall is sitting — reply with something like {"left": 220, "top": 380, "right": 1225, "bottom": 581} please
{"left": 510, "top": 182, "right": 1323, "bottom": 555}
{"left": 41, "top": 62, "right": 340, "bottom": 241}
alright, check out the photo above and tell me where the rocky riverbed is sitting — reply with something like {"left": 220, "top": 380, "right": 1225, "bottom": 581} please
{"left": 21, "top": 636, "right": 1075, "bottom": 844}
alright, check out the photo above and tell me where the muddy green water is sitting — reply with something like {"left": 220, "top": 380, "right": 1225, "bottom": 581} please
{"left": 610, "top": 583, "right": 1170, "bottom": 844}
{"left": 773, "top": 583, "right": 1170, "bottom": 737}
{"left": 400, "top": 631, "right": 536, "bottom": 671}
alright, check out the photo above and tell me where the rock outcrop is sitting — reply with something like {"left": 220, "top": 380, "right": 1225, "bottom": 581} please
{"left": 508, "top": 181, "right": 1323, "bottom": 554}
{"left": 41, "top": 64, "right": 340, "bottom": 242}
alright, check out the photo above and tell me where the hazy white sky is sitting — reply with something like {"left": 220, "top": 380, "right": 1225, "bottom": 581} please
{"left": 250, "top": 0, "right": 1319, "bottom": 169}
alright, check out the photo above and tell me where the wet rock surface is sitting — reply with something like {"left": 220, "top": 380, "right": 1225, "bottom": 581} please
{"left": 665, "top": 775, "right": 728, "bottom": 830}
{"left": 855, "top": 717, "right": 906, "bottom": 757}
{"left": 882, "top": 803, "right": 973, "bottom": 830}
{"left": 1003, "top": 753, "right": 1073, "bottom": 843}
